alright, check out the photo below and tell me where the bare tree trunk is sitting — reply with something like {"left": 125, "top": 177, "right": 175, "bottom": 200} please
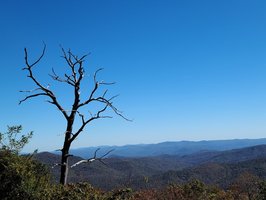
{"left": 60, "top": 147, "right": 69, "bottom": 185}
{"left": 60, "top": 120, "right": 73, "bottom": 185}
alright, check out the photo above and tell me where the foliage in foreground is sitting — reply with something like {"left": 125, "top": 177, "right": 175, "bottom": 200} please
{"left": 0, "top": 125, "right": 33, "bottom": 154}
{"left": 2, "top": 148, "right": 266, "bottom": 200}
{"left": 0, "top": 150, "right": 50, "bottom": 200}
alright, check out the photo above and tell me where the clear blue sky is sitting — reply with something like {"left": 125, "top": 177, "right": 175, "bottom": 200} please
{"left": 1, "top": 0, "right": 266, "bottom": 152}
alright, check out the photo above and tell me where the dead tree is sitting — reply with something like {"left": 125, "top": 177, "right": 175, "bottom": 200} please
{"left": 20, "top": 44, "right": 128, "bottom": 185}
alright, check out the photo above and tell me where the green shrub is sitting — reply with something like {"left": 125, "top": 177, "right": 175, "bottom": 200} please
{"left": 0, "top": 150, "right": 51, "bottom": 200}
{"left": 48, "top": 182, "right": 106, "bottom": 200}
{"left": 0, "top": 125, "right": 33, "bottom": 154}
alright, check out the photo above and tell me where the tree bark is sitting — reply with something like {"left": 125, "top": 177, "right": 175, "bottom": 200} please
{"left": 60, "top": 120, "right": 73, "bottom": 185}
{"left": 60, "top": 147, "right": 69, "bottom": 185}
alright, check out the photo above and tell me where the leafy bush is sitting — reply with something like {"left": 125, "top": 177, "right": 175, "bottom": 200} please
{"left": 47, "top": 183, "right": 106, "bottom": 200}
{"left": 0, "top": 150, "right": 51, "bottom": 200}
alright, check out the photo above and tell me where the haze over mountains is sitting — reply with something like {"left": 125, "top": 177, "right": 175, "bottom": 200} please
{"left": 67, "top": 138, "right": 266, "bottom": 158}
{"left": 37, "top": 144, "right": 266, "bottom": 190}
{"left": 35, "top": 138, "right": 266, "bottom": 190}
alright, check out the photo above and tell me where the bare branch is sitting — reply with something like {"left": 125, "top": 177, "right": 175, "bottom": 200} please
{"left": 80, "top": 68, "right": 104, "bottom": 107}
{"left": 70, "top": 148, "right": 114, "bottom": 168}
{"left": 94, "top": 68, "right": 103, "bottom": 82}
{"left": 55, "top": 149, "right": 63, "bottom": 152}
{"left": 77, "top": 111, "right": 85, "bottom": 124}
{"left": 49, "top": 68, "right": 63, "bottom": 81}
{"left": 69, "top": 104, "right": 112, "bottom": 143}
{"left": 70, "top": 160, "right": 88, "bottom": 168}
{"left": 21, "top": 44, "right": 69, "bottom": 120}
{"left": 64, "top": 74, "right": 75, "bottom": 85}
{"left": 49, "top": 68, "right": 75, "bottom": 86}
{"left": 100, "top": 149, "right": 114, "bottom": 159}
{"left": 99, "top": 81, "right": 116, "bottom": 85}
{"left": 94, "top": 148, "right": 101, "bottom": 158}
{"left": 19, "top": 93, "right": 47, "bottom": 105}
{"left": 102, "top": 89, "right": 108, "bottom": 98}
{"left": 92, "top": 96, "right": 131, "bottom": 121}
{"left": 61, "top": 47, "right": 74, "bottom": 68}
{"left": 77, "top": 67, "right": 131, "bottom": 122}
{"left": 68, "top": 50, "right": 90, "bottom": 64}
{"left": 78, "top": 68, "right": 117, "bottom": 109}
{"left": 23, "top": 43, "right": 46, "bottom": 70}
{"left": 19, "top": 88, "right": 42, "bottom": 93}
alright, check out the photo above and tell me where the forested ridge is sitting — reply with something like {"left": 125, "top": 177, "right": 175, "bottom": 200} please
{"left": 35, "top": 145, "right": 266, "bottom": 191}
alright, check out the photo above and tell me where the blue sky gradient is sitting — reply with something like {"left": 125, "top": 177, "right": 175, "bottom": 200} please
{"left": 1, "top": 0, "right": 266, "bottom": 152}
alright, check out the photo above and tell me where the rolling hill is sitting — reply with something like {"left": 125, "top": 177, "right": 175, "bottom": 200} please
{"left": 35, "top": 144, "right": 266, "bottom": 190}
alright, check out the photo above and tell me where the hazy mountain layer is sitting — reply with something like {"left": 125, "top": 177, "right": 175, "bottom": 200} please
{"left": 67, "top": 138, "right": 266, "bottom": 158}
{"left": 37, "top": 144, "right": 266, "bottom": 190}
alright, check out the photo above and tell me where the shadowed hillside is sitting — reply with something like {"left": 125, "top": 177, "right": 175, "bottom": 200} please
{"left": 36, "top": 144, "right": 266, "bottom": 190}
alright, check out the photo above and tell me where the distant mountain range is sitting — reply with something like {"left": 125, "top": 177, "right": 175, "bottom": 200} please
{"left": 65, "top": 138, "right": 266, "bottom": 158}
{"left": 35, "top": 140, "right": 266, "bottom": 190}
